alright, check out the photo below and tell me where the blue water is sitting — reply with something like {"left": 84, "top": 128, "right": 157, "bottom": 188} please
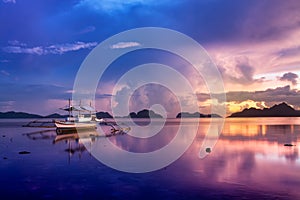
{"left": 0, "top": 118, "right": 300, "bottom": 199}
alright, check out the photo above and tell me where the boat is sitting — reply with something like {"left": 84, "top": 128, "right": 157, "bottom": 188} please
{"left": 54, "top": 120, "right": 96, "bottom": 129}
{"left": 54, "top": 123, "right": 130, "bottom": 140}
{"left": 54, "top": 99, "right": 103, "bottom": 130}
{"left": 54, "top": 129, "right": 100, "bottom": 144}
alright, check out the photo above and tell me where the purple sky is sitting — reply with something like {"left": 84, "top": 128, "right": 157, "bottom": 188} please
{"left": 1, "top": 0, "right": 300, "bottom": 115}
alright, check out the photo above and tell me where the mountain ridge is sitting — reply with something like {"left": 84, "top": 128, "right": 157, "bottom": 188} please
{"left": 229, "top": 102, "right": 300, "bottom": 117}
{"left": 128, "top": 109, "right": 163, "bottom": 118}
{"left": 1, "top": 102, "right": 299, "bottom": 118}
{"left": 176, "top": 112, "right": 222, "bottom": 118}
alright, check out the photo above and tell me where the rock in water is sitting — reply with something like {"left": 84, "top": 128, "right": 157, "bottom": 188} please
{"left": 19, "top": 151, "right": 31, "bottom": 154}
{"left": 206, "top": 148, "right": 211, "bottom": 153}
{"left": 284, "top": 143, "right": 294, "bottom": 147}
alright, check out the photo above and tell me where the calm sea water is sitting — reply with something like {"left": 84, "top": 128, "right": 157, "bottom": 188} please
{"left": 0, "top": 118, "right": 299, "bottom": 199}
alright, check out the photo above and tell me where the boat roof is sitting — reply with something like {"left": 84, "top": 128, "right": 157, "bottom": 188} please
{"left": 60, "top": 105, "right": 96, "bottom": 112}
{"left": 80, "top": 105, "right": 95, "bottom": 112}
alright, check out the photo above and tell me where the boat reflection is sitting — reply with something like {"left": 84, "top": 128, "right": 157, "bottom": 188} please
{"left": 24, "top": 129, "right": 57, "bottom": 140}
{"left": 24, "top": 123, "right": 130, "bottom": 160}
{"left": 54, "top": 128, "right": 99, "bottom": 144}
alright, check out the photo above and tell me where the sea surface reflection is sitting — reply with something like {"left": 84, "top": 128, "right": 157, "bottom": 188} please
{"left": 0, "top": 118, "right": 299, "bottom": 199}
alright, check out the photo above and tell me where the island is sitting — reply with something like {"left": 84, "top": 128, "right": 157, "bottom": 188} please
{"left": 44, "top": 113, "right": 68, "bottom": 118}
{"left": 176, "top": 112, "right": 222, "bottom": 118}
{"left": 0, "top": 111, "right": 43, "bottom": 119}
{"left": 96, "top": 112, "right": 113, "bottom": 118}
{"left": 229, "top": 102, "right": 300, "bottom": 117}
{"left": 3, "top": 102, "right": 299, "bottom": 119}
{"left": 128, "top": 109, "right": 163, "bottom": 118}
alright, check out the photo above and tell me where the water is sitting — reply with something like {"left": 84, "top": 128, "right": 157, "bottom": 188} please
{"left": 0, "top": 118, "right": 299, "bottom": 199}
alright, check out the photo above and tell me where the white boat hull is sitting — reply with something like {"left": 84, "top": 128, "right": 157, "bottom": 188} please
{"left": 55, "top": 120, "right": 96, "bottom": 129}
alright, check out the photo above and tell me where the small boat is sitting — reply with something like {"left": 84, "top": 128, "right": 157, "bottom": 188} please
{"left": 55, "top": 99, "right": 103, "bottom": 130}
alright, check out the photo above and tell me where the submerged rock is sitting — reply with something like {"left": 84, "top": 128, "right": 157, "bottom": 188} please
{"left": 284, "top": 144, "right": 294, "bottom": 147}
{"left": 206, "top": 148, "right": 211, "bottom": 153}
{"left": 18, "top": 151, "right": 31, "bottom": 154}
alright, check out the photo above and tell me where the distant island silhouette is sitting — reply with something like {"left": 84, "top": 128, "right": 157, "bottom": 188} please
{"left": 176, "top": 112, "right": 222, "bottom": 118}
{"left": 128, "top": 109, "right": 163, "bottom": 118}
{"left": 96, "top": 112, "right": 113, "bottom": 119}
{"left": 0, "top": 111, "right": 44, "bottom": 119}
{"left": 229, "top": 102, "right": 300, "bottom": 117}
{"left": 1, "top": 102, "right": 300, "bottom": 118}
{"left": 0, "top": 109, "right": 162, "bottom": 119}
{"left": 0, "top": 110, "right": 161, "bottom": 119}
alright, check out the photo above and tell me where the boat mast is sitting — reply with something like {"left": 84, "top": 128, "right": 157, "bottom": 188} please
{"left": 90, "top": 101, "right": 92, "bottom": 116}
{"left": 79, "top": 100, "right": 81, "bottom": 117}
{"left": 68, "top": 98, "right": 71, "bottom": 117}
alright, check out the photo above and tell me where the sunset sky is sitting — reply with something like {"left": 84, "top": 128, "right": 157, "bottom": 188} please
{"left": 1, "top": 0, "right": 300, "bottom": 116}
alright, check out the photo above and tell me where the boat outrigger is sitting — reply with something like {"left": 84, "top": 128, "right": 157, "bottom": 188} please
{"left": 23, "top": 99, "right": 131, "bottom": 136}
{"left": 54, "top": 99, "right": 103, "bottom": 130}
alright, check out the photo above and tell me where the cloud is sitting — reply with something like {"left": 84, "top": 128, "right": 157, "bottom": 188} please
{"left": 276, "top": 46, "right": 300, "bottom": 58}
{"left": 3, "top": 46, "right": 44, "bottom": 55}
{"left": 113, "top": 84, "right": 180, "bottom": 117}
{"left": 279, "top": 72, "right": 298, "bottom": 85}
{"left": 77, "top": 26, "right": 96, "bottom": 34}
{"left": 2, "top": 41, "right": 98, "bottom": 55}
{"left": 0, "top": 83, "right": 72, "bottom": 114}
{"left": 46, "top": 41, "right": 98, "bottom": 54}
{"left": 0, "top": 70, "right": 10, "bottom": 76}
{"left": 235, "top": 57, "right": 255, "bottom": 83}
{"left": 0, "top": 100, "right": 15, "bottom": 111}
{"left": 8, "top": 40, "right": 26, "bottom": 46}
{"left": 216, "top": 56, "right": 264, "bottom": 86}
{"left": 75, "top": 0, "right": 171, "bottom": 13}
{"left": 2, "top": 0, "right": 16, "bottom": 4}
{"left": 226, "top": 85, "right": 300, "bottom": 108}
{"left": 240, "top": 0, "right": 300, "bottom": 42}
{"left": 0, "top": 60, "right": 9, "bottom": 63}
{"left": 0, "top": 83, "right": 70, "bottom": 101}
{"left": 204, "top": 0, "right": 300, "bottom": 79}
{"left": 196, "top": 85, "right": 300, "bottom": 111}
{"left": 110, "top": 42, "right": 141, "bottom": 49}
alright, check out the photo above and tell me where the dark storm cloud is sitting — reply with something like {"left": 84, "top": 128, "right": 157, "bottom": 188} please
{"left": 279, "top": 72, "right": 298, "bottom": 85}
{"left": 152, "top": 0, "right": 252, "bottom": 44}
{"left": 198, "top": 85, "right": 300, "bottom": 109}
{"left": 225, "top": 85, "right": 299, "bottom": 104}
{"left": 148, "top": 0, "right": 300, "bottom": 45}
{"left": 229, "top": 85, "right": 300, "bottom": 108}
{"left": 2, "top": 0, "right": 299, "bottom": 47}
{"left": 245, "top": 1, "right": 298, "bottom": 43}
{"left": 209, "top": 0, "right": 299, "bottom": 44}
